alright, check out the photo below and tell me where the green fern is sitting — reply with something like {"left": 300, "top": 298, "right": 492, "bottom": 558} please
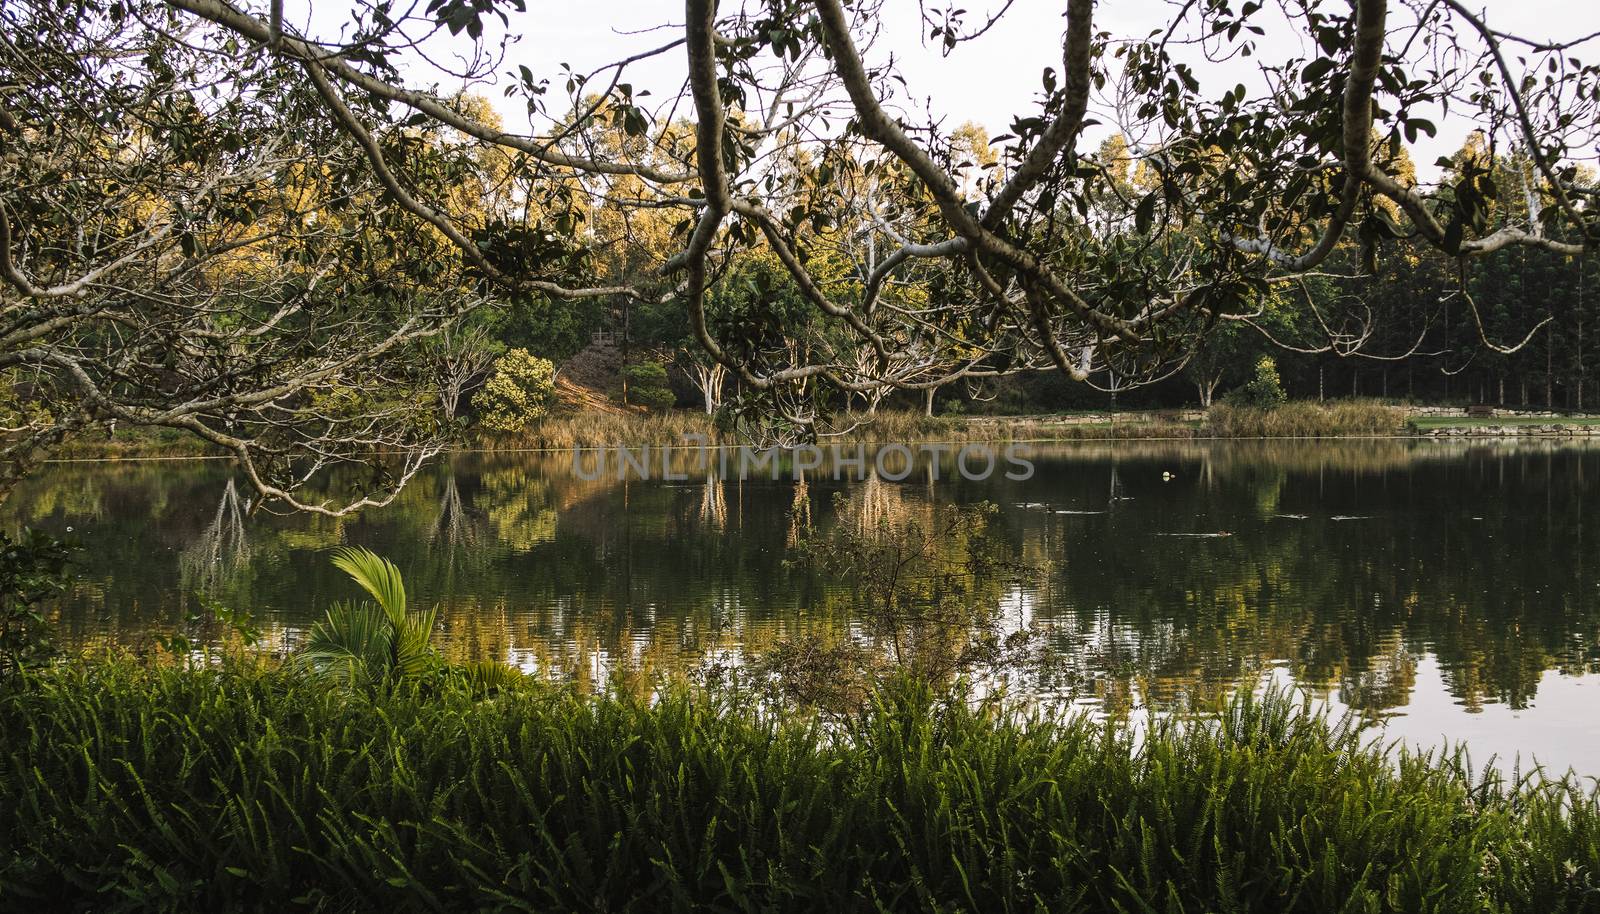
{"left": 457, "top": 659, "right": 524, "bottom": 695}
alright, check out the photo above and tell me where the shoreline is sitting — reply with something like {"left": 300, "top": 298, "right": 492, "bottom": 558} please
{"left": 42, "top": 422, "right": 1600, "bottom": 465}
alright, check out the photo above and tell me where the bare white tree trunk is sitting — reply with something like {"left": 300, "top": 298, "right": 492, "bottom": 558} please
{"left": 689, "top": 362, "right": 727, "bottom": 414}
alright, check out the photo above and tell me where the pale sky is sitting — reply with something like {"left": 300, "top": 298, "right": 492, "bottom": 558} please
{"left": 300, "top": 0, "right": 1600, "bottom": 178}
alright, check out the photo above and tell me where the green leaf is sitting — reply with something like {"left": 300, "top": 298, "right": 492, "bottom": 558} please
{"left": 1301, "top": 57, "right": 1336, "bottom": 84}
{"left": 331, "top": 546, "right": 406, "bottom": 623}
{"left": 1135, "top": 194, "right": 1158, "bottom": 234}
{"left": 301, "top": 601, "right": 393, "bottom": 686}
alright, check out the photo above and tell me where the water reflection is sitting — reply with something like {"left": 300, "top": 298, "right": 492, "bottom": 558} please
{"left": 9, "top": 439, "right": 1600, "bottom": 766}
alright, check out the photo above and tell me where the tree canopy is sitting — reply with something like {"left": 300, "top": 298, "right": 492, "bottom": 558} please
{"left": 4, "top": 0, "right": 1600, "bottom": 505}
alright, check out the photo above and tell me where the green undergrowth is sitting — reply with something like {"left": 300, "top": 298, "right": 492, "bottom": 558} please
{"left": 1, "top": 659, "right": 1598, "bottom": 912}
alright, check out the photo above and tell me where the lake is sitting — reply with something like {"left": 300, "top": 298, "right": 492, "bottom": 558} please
{"left": 9, "top": 438, "right": 1600, "bottom": 773}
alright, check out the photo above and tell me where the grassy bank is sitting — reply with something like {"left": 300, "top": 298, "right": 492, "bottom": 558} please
{"left": 36, "top": 401, "right": 1600, "bottom": 462}
{"left": 1410, "top": 415, "right": 1600, "bottom": 429}
{"left": 1206, "top": 400, "right": 1408, "bottom": 437}
{"left": 48, "top": 426, "right": 222, "bottom": 460}
{"left": 481, "top": 409, "right": 1202, "bottom": 449}
{"left": 499, "top": 403, "right": 1407, "bottom": 448}
{"left": 2, "top": 660, "right": 1597, "bottom": 912}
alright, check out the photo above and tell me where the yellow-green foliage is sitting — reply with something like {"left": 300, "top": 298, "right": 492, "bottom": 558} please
{"left": 1229, "top": 355, "right": 1288, "bottom": 408}
{"left": 0, "top": 370, "right": 51, "bottom": 431}
{"left": 472, "top": 348, "right": 556, "bottom": 432}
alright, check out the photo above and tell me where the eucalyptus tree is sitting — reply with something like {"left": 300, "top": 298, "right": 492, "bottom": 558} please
{"left": 10, "top": 0, "right": 1600, "bottom": 488}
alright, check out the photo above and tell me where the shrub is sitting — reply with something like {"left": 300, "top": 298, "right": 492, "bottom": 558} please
{"left": 1227, "top": 354, "right": 1288, "bottom": 408}
{"left": 619, "top": 360, "right": 675, "bottom": 409}
{"left": 472, "top": 348, "right": 556, "bottom": 432}
{"left": 302, "top": 547, "right": 519, "bottom": 693}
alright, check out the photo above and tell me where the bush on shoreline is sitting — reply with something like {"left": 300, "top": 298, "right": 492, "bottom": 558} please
{"left": 1, "top": 659, "right": 1597, "bottom": 912}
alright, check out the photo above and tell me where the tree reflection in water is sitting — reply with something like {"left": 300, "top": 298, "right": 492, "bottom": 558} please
{"left": 6, "top": 440, "right": 1600, "bottom": 725}
{"left": 178, "top": 478, "right": 250, "bottom": 594}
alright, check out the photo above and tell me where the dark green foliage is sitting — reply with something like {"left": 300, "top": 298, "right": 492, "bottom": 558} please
{"left": 0, "top": 528, "right": 75, "bottom": 678}
{"left": 619, "top": 361, "right": 676, "bottom": 410}
{"left": 1, "top": 661, "right": 1598, "bottom": 912}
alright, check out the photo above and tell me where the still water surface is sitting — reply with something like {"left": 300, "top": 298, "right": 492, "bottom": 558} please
{"left": 9, "top": 439, "right": 1600, "bottom": 773}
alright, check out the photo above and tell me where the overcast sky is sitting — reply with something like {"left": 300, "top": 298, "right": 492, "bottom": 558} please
{"left": 304, "top": 0, "right": 1600, "bottom": 176}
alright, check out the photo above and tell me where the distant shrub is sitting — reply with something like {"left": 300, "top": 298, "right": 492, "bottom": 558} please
{"left": 619, "top": 360, "right": 675, "bottom": 409}
{"left": 1226, "top": 355, "right": 1288, "bottom": 408}
{"left": 472, "top": 348, "right": 555, "bottom": 432}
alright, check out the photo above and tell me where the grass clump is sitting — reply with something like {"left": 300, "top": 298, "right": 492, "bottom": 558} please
{"left": 1207, "top": 399, "right": 1408, "bottom": 438}
{"left": 2, "top": 660, "right": 1598, "bottom": 912}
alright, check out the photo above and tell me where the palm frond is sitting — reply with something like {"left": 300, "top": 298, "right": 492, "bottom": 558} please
{"left": 391, "top": 607, "right": 440, "bottom": 680}
{"left": 331, "top": 546, "right": 407, "bottom": 624}
{"left": 457, "top": 659, "right": 525, "bottom": 695}
{"left": 301, "top": 601, "right": 393, "bottom": 686}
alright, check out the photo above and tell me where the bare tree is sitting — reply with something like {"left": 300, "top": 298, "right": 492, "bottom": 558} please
{"left": 431, "top": 324, "right": 500, "bottom": 424}
{"left": 681, "top": 357, "right": 729, "bottom": 415}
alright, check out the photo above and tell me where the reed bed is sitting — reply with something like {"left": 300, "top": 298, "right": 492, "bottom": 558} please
{"left": 1206, "top": 400, "right": 1409, "bottom": 438}
{"left": 486, "top": 410, "right": 1201, "bottom": 450}
{"left": 483, "top": 410, "right": 724, "bottom": 450}
{"left": 1, "top": 659, "right": 1596, "bottom": 912}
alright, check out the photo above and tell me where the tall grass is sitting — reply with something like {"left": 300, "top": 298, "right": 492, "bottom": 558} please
{"left": 483, "top": 409, "right": 1201, "bottom": 449}
{"left": 1207, "top": 399, "right": 1408, "bottom": 437}
{"left": 483, "top": 410, "right": 723, "bottom": 449}
{"left": 1, "top": 659, "right": 1596, "bottom": 912}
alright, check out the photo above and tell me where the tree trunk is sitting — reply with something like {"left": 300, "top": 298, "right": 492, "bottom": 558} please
{"left": 924, "top": 386, "right": 935, "bottom": 417}
{"left": 1548, "top": 323, "right": 1555, "bottom": 409}
{"left": 1578, "top": 258, "right": 1587, "bottom": 411}
{"left": 693, "top": 363, "right": 726, "bottom": 415}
